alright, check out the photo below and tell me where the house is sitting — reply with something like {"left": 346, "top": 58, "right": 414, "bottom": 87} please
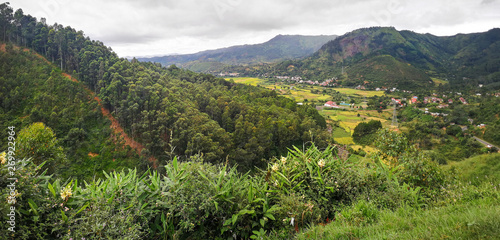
{"left": 411, "top": 96, "right": 418, "bottom": 104}
{"left": 437, "top": 104, "right": 449, "bottom": 109}
{"left": 391, "top": 98, "right": 403, "bottom": 106}
{"left": 324, "top": 101, "right": 339, "bottom": 108}
{"left": 459, "top": 97, "right": 467, "bottom": 104}
{"left": 448, "top": 99, "right": 453, "bottom": 104}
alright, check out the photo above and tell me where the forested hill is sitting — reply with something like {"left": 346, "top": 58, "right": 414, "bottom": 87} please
{"left": 0, "top": 3, "right": 330, "bottom": 172}
{"left": 266, "top": 27, "right": 500, "bottom": 89}
{"left": 138, "top": 34, "right": 337, "bottom": 72}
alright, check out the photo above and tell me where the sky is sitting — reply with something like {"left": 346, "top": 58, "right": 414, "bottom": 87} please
{"left": 9, "top": 0, "right": 500, "bottom": 58}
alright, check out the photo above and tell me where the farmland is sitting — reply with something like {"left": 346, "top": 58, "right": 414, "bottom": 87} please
{"left": 227, "top": 77, "right": 395, "bottom": 154}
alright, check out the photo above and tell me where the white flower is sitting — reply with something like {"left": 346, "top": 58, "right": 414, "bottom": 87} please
{"left": 318, "top": 159, "right": 326, "bottom": 168}
{"left": 272, "top": 163, "right": 279, "bottom": 172}
{"left": 60, "top": 186, "right": 73, "bottom": 201}
{"left": 280, "top": 156, "right": 287, "bottom": 164}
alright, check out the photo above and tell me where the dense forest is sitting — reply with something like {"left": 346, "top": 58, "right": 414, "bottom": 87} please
{"left": 0, "top": 2, "right": 330, "bottom": 173}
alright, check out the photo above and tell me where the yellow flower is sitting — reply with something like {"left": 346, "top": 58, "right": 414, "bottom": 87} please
{"left": 280, "top": 156, "right": 287, "bottom": 164}
{"left": 272, "top": 163, "right": 279, "bottom": 172}
{"left": 318, "top": 159, "right": 326, "bottom": 168}
{"left": 60, "top": 186, "right": 72, "bottom": 201}
{"left": 0, "top": 152, "right": 6, "bottom": 165}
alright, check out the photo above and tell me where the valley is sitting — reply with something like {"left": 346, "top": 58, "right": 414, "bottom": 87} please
{"left": 0, "top": 2, "right": 499, "bottom": 239}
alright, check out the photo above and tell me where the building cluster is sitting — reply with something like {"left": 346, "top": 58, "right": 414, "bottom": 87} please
{"left": 218, "top": 72, "right": 240, "bottom": 77}
{"left": 409, "top": 95, "right": 467, "bottom": 107}
{"left": 274, "top": 76, "right": 338, "bottom": 87}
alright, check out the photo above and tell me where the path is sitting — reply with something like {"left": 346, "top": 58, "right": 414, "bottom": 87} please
{"left": 473, "top": 136, "right": 499, "bottom": 150}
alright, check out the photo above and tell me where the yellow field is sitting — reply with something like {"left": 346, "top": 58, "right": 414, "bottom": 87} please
{"left": 335, "top": 137, "right": 355, "bottom": 145}
{"left": 287, "top": 89, "right": 330, "bottom": 102}
{"left": 226, "top": 77, "right": 266, "bottom": 86}
{"left": 332, "top": 88, "right": 385, "bottom": 97}
{"left": 351, "top": 145, "right": 378, "bottom": 154}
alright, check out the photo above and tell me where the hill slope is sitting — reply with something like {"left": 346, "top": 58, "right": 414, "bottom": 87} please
{"left": 138, "top": 34, "right": 337, "bottom": 72}
{"left": 0, "top": 44, "right": 142, "bottom": 180}
{"left": 269, "top": 27, "right": 500, "bottom": 89}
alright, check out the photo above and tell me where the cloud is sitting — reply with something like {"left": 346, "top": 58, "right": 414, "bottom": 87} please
{"left": 8, "top": 0, "right": 500, "bottom": 57}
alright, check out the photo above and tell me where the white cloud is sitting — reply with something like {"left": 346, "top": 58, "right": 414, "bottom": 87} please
{"left": 8, "top": 0, "right": 500, "bottom": 57}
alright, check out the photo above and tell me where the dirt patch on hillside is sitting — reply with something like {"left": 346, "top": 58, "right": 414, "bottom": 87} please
{"left": 62, "top": 74, "right": 158, "bottom": 168}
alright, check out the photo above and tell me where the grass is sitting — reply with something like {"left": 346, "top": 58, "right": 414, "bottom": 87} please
{"left": 226, "top": 77, "right": 267, "bottom": 86}
{"left": 443, "top": 153, "right": 500, "bottom": 183}
{"left": 431, "top": 77, "right": 449, "bottom": 86}
{"left": 332, "top": 88, "right": 385, "bottom": 97}
{"left": 351, "top": 145, "right": 378, "bottom": 154}
{"left": 294, "top": 198, "right": 500, "bottom": 240}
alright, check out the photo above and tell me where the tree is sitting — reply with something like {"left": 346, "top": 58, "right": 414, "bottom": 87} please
{"left": 0, "top": 2, "right": 13, "bottom": 42}
{"left": 352, "top": 120, "right": 382, "bottom": 144}
{"left": 17, "top": 122, "right": 66, "bottom": 175}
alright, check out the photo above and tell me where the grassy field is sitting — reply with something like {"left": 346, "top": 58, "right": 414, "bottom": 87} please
{"left": 227, "top": 77, "right": 267, "bottom": 86}
{"left": 293, "top": 198, "right": 500, "bottom": 240}
{"left": 332, "top": 87, "right": 385, "bottom": 97}
{"left": 442, "top": 153, "right": 500, "bottom": 182}
{"left": 431, "top": 77, "right": 449, "bottom": 86}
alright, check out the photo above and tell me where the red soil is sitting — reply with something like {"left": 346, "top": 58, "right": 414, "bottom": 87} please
{"left": 61, "top": 72, "right": 158, "bottom": 168}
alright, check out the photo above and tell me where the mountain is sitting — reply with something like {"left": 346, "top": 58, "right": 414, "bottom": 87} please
{"left": 267, "top": 27, "right": 500, "bottom": 89}
{"left": 138, "top": 34, "right": 337, "bottom": 72}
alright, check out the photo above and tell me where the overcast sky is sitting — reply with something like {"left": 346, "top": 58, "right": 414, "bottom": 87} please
{"left": 9, "top": 0, "right": 500, "bottom": 58}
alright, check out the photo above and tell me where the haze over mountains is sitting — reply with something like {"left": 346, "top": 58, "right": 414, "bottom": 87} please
{"left": 138, "top": 34, "right": 337, "bottom": 72}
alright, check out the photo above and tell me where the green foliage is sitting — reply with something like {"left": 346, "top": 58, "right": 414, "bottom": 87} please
{"left": 16, "top": 122, "right": 66, "bottom": 175}
{"left": 352, "top": 120, "right": 382, "bottom": 144}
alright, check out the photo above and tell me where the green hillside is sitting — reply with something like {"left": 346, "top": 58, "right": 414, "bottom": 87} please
{"left": 0, "top": 44, "right": 141, "bottom": 180}
{"left": 267, "top": 27, "right": 500, "bottom": 89}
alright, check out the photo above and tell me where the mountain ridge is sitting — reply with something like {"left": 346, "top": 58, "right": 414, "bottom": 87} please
{"left": 138, "top": 34, "right": 337, "bottom": 72}
{"left": 262, "top": 27, "right": 500, "bottom": 89}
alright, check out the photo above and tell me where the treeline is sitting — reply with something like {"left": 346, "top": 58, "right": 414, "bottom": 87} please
{"left": 0, "top": 3, "right": 330, "bottom": 170}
